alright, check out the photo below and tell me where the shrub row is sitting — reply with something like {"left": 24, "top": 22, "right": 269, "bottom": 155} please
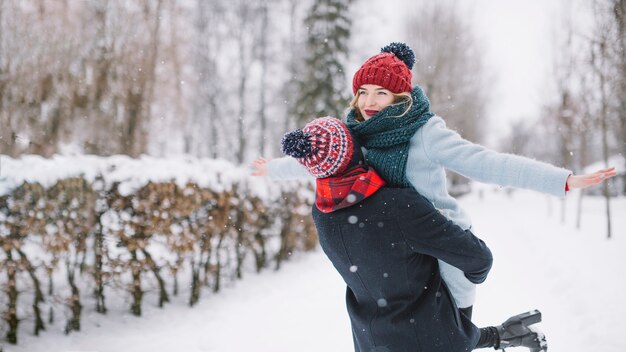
{"left": 0, "top": 163, "right": 316, "bottom": 344}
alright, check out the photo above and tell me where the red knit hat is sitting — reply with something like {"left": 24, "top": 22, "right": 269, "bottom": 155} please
{"left": 352, "top": 42, "right": 416, "bottom": 94}
{"left": 281, "top": 117, "right": 354, "bottom": 178}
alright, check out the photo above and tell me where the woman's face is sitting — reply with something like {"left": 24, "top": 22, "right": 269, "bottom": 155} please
{"left": 357, "top": 84, "right": 395, "bottom": 120}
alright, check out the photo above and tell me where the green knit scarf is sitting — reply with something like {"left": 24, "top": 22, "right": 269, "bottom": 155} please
{"left": 345, "top": 85, "right": 434, "bottom": 187}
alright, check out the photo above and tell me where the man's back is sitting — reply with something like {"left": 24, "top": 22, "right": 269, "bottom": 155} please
{"left": 312, "top": 187, "right": 491, "bottom": 352}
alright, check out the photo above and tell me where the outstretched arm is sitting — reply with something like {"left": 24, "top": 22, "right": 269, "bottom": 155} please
{"left": 250, "top": 156, "right": 313, "bottom": 180}
{"left": 420, "top": 117, "right": 568, "bottom": 197}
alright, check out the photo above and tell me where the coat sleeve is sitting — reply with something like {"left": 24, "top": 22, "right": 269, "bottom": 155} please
{"left": 267, "top": 156, "right": 315, "bottom": 181}
{"left": 396, "top": 191, "right": 492, "bottom": 284}
{"left": 419, "top": 116, "right": 572, "bottom": 198}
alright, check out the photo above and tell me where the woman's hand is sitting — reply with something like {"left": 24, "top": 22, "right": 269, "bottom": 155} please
{"left": 566, "top": 167, "right": 618, "bottom": 189}
{"left": 251, "top": 157, "right": 270, "bottom": 176}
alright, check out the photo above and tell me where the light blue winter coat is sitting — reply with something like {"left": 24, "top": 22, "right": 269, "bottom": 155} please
{"left": 268, "top": 115, "right": 572, "bottom": 308}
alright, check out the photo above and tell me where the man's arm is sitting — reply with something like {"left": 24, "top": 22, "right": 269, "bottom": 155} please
{"left": 396, "top": 190, "right": 492, "bottom": 283}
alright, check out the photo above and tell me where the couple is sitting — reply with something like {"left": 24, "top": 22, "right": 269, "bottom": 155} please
{"left": 253, "top": 43, "right": 615, "bottom": 351}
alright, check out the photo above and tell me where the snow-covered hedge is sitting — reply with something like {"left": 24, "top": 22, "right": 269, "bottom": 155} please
{"left": 0, "top": 155, "right": 316, "bottom": 344}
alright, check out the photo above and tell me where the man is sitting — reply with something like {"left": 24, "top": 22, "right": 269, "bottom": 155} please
{"left": 278, "top": 116, "right": 547, "bottom": 352}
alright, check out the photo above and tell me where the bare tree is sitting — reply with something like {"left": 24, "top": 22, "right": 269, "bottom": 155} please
{"left": 536, "top": 0, "right": 623, "bottom": 233}
{"left": 613, "top": 0, "right": 626, "bottom": 194}
{"left": 588, "top": 0, "right": 617, "bottom": 238}
{"left": 283, "top": 0, "right": 300, "bottom": 134}
{"left": 549, "top": 4, "right": 598, "bottom": 228}
{"left": 576, "top": 72, "right": 597, "bottom": 229}
{"left": 0, "top": 0, "right": 13, "bottom": 155}
{"left": 188, "top": 0, "right": 224, "bottom": 158}
{"left": 120, "top": 0, "right": 164, "bottom": 157}
{"left": 404, "top": 0, "right": 489, "bottom": 194}
{"left": 280, "top": 0, "right": 307, "bottom": 156}
{"left": 256, "top": 1, "right": 270, "bottom": 156}
{"left": 0, "top": 2, "right": 77, "bottom": 156}
{"left": 0, "top": 0, "right": 331, "bottom": 161}
{"left": 233, "top": 0, "right": 257, "bottom": 164}
{"left": 546, "top": 9, "right": 580, "bottom": 223}
{"left": 82, "top": 0, "right": 114, "bottom": 154}
{"left": 161, "top": 0, "right": 186, "bottom": 157}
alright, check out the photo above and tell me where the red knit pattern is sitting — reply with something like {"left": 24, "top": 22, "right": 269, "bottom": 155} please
{"left": 352, "top": 52, "right": 412, "bottom": 94}
{"left": 300, "top": 117, "right": 354, "bottom": 178}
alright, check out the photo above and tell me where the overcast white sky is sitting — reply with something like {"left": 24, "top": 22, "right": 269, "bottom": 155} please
{"left": 469, "top": 0, "right": 568, "bottom": 145}
{"left": 351, "top": 0, "right": 573, "bottom": 147}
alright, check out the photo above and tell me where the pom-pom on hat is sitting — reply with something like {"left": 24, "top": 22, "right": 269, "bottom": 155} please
{"left": 281, "top": 117, "right": 355, "bottom": 178}
{"left": 352, "top": 42, "right": 415, "bottom": 94}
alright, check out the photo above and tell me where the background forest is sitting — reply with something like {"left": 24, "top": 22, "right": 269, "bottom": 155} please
{"left": 1, "top": 0, "right": 623, "bottom": 183}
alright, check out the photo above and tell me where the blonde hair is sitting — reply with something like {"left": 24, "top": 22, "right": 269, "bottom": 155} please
{"left": 349, "top": 91, "right": 413, "bottom": 122}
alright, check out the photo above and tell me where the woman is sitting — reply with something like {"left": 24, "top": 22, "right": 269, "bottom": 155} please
{"left": 275, "top": 116, "right": 547, "bottom": 351}
{"left": 253, "top": 42, "right": 617, "bottom": 318}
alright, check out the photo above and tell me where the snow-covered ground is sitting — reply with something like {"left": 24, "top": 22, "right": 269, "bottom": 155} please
{"left": 6, "top": 188, "right": 625, "bottom": 352}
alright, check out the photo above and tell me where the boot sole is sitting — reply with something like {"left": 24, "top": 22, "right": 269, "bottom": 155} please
{"left": 517, "top": 309, "right": 542, "bottom": 326}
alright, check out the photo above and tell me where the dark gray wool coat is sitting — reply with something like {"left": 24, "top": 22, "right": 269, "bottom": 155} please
{"left": 312, "top": 187, "right": 493, "bottom": 352}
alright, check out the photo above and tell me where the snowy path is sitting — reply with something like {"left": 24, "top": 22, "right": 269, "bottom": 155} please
{"left": 8, "top": 190, "right": 626, "bottom": 352}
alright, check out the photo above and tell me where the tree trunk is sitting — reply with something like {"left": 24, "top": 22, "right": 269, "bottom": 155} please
{"left": 189, "top": 259, "right": 201, "bottom": 307}
{"left": 202, "top": 238, "right": 213, "bottom": 288}
{"left": 192, "top": 0, "right": 221, "bottom": 159}
{"left": 254, "top": 231, "right": 267, "bottom": 273}
{"left": 16, "top": 249, "right": 45, "bottom": 335}
{"left": 576, "top": 130, "right": 589, "bottom": 229}
{"left": 130, "top": 250, "right": 143, "bottom": 316}
{"left": 283, "top": 0, "right": 299, "bottom": 139}
{"left": 168, "top": 0, "right": 184, "bottom": 157}
{"left": 93, "top": 209, "right": 107, "bottom": 314}
{"left": 124, "top": 0, "right": 163, "bottom": 156}
{"left": 235, "top": 0, "right": 251, "bottom": 164}
{"left": 237, "top": 37, "right": 247, "bottom": 164}
{"left": 258, "top": 1, "right": 269, "bottom": 156}
{"left": 4, "top": 250, "right": 19, "bottom": 344}
{"left": 213, "top": 233, "right": 225, "bottom": 293}
{"left": 0, "top": 0, "right": 13, "bottom": 155}
{"left": 87, "top": 0, "right": 113, "bottom": 155}
{"left": 141, "top": 248, "right": 169, "bottom": 307}
{"left": 275, "top": 197, "right": 294, "bottom": 271}
{"left": 614, "top": 0, "right": 626, "bottom": 195}
{"left": 598, "top": 44, "right": 613, "bottom": 239}
{"left": 64, "top": 260, "right": 82, "bottom": 334}
{"left": 235, "top": 210, "right": 247, "bottom": 280}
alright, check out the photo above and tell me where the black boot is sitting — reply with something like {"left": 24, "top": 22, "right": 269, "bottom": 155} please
{"left": 496, "top": 310, "right": 547, "bottom": 351}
